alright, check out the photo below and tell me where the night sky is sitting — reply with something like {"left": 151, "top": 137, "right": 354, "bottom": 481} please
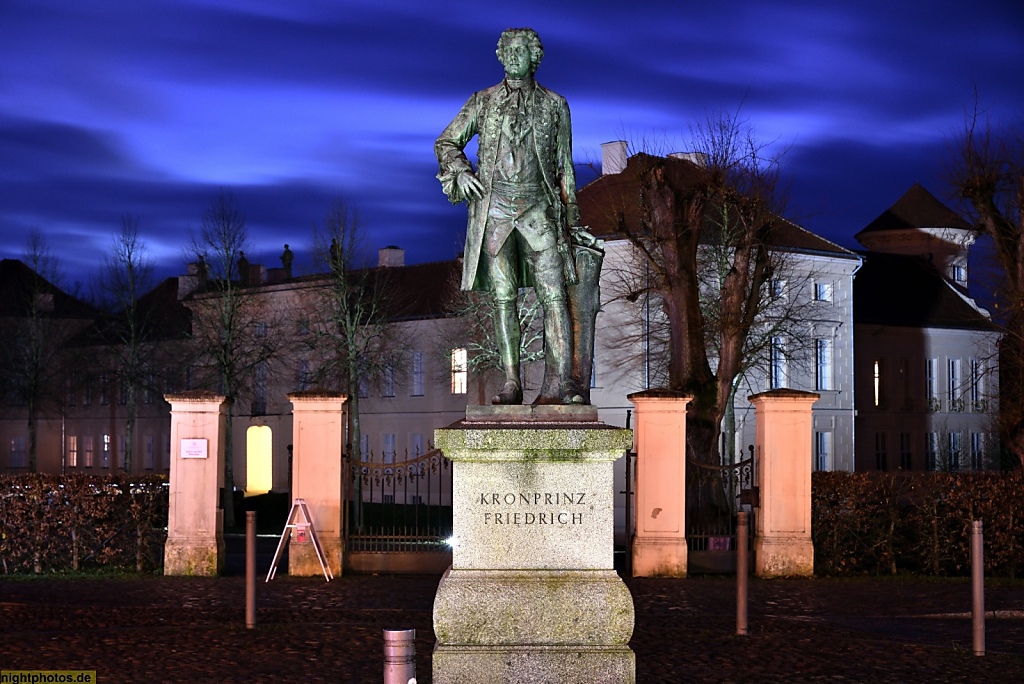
{"left": 2, "top": 0, "right": 1022, "bottom": 290}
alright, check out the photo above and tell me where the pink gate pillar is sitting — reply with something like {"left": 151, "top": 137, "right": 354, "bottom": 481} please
{"left": 628, "top": 389, "right": 692, "bottom": 578}
{"left": 749, "top": 389, "right": 819, "bottom": 577}
{"left": 164, "top": 391, "right": 229, "bottom": 576}
{"left": 288, "top": 391, "right": 348, "bottom": 577}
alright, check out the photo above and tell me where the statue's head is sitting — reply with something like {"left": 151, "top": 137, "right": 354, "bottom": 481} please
{"left": 496, "top": 28, "right": 543, "bottom": 79}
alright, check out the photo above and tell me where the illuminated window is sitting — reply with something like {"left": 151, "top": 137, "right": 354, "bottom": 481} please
{"left": 67, "top": 435, "right": 78, "bottom": 468}
{"left": 873, "top": 359, "right": 885, "bottom": 407}
{"left": 451, "top": 348, "right": 468, "bottom": 394}
{"left": 102, "top": 434, "right": 111, "bottom": 468}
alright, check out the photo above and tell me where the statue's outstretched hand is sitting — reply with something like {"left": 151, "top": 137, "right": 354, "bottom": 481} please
{"left": 457, "top": 171, "right": 485, "bottom": 202}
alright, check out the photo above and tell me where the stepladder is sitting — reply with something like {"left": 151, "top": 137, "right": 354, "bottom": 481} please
{"left": 267, "top": 498, "right": 334, "bottom": 582}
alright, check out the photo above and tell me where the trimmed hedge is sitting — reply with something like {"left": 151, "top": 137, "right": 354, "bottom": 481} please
{"left": 813, "top": 471, "right": 1024, "bottom": 578}
{"left": 0, "top": 473, "right": 168, "bottom": 574}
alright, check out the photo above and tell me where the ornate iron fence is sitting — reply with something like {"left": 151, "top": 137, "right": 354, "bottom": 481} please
{"left": 344, "top": 448, "right": 453, "bottom": 553}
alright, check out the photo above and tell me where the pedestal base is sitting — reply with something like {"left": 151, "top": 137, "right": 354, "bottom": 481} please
{"left": 433, "top": 644, "right": 635, "bottom": 684}
{"left": 164, "top": 536, "right": 224, "bottom": 576}
{"left": 632, "top": 536, "right": 687, "bottom": 577}
{"left": 755, "top": 535, "right": 814, "bottom": 577}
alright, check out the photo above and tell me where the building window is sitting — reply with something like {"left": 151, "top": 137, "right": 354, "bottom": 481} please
{"left": 970, "top": 433, "right": 985, "bottom": 470}
{"left": 119, "top": 377, "right": 128, "bottom": 406}
{"left": 360, "top": 434, "right": 370, "bottom": 461}
{"left": 948, "top": 432, "right": 962, "bottom": 470}
{"left": 768, "top": 337, "right": 786, "bottom": 390}
{"left": 117, "top": 434, "right": 126, "bottom": 470}
{"left": 86, "top": 376, "right": 96, "bottom": 406}
{"left": 925, "top": 358, "right": 938, "bottom": 410}
{"left": 952, "top": 263, "right": 967, "bottom": 284}
{"left": 948, "top": 358, "right": 963, "bottom": 412}
{"left": 925, "top": 432, "right": 938, "bottom": 470}
{"left": 874, "top": 432, "right": 888, "bottom": 471}
{"left": 253, "top": 362, "right": 267, "bottom": 415}
{"left": 770, "top": 279, "right": 787, "bottom": 301}
{"left": 145, "top": 371, "right": 156, "bottom": 404}
{"left": 411, "top": 432, "right": 425, "bottom": 458}
{"left": 358, "top": 373, "right": 369, "bottom": 399}
{"left": 84, "top": 436, "right": 95, "bottom": 468}
{"left": 9, "top": 436, "right": 27, "bottom": 469}
{"left": 813, "top": 281, "right": 833, "bottom": 302}
{"left": 814, "top": 431, "right": 832, "bottom": 471}
{"left": 970, "top": 359, "right": 985, "bottom": 411}
{"left": 815, "top": 338, "right": 833, "bottom": 391}
{"left": 900, "top": 432, "right": 912, "bottom": 470}
{"left": 67, "top": 435, "right": 78, "bottom": 468}
{"left": 382, "top": 433, "right": 396, "bottom": 464}
{"left": 411, "top": 351, "right": 424, "bottom": 397}
{"left": 451, "top": 348, "right": 468, "bottom": 394}
{"left": 382, "top": 360, "right": 395, "bottom": 398}
{"left": 145, "top": 434, "right": 155, "bottom": 470}
{"left": 66, "top": 378, "right": 77, "bottom": 406}
{"left": 102, "top": 434, "right": 111, "bottom": 468}
{"left": 872, "top": 359, "right": 885, "bottom": 408}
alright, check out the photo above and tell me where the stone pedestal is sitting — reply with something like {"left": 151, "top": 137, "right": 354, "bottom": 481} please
{"left": 628, "top": 390, "right": 692, "bottom": 577}
{"left": 164, "top": 391, "right": 228, "bottom": 576}
{"left": 288, "top": 392, "right": 347, "bottom": 576}
{"left": 433, "top": 405, "right": 635, "bottom": 684}
{"left": 749, "top": 389, "right": 819, "bottom": 577}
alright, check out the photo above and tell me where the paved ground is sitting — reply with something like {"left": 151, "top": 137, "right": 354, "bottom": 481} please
{"left": 2, "top": 548, "right": 1023, "bottom": 682}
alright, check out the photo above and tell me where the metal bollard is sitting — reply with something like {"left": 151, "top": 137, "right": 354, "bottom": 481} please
{"left": 383, "top": 628, "right": 416, "bottom": 684}
{"left": 972, "top": 520, "right": 984, "bottom": 656}
{"left": 246, "top": 511, "right": 256, "bottom": 629}
{"left": 736, "top": 510, "right": 748, "bottom": 636}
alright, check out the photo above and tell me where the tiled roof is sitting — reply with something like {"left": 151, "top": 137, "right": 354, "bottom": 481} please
{"left": 853, "top": 252, "right": 993, "bottom": 330}
{"left": 855, "top": 183, "right": 973, "bottom": 240}
{"left": 577, "top": 152, "right": 857, "bottom": 258}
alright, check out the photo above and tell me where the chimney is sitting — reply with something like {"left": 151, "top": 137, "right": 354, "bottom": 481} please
{"left": 669, "top": 151, "right": 708, "bottom": 166}
{"left": 378, "top": 246, "right": 405, "bottom": 268}
{"left": 601, "top": 141, "right": 627, "bottom": 175}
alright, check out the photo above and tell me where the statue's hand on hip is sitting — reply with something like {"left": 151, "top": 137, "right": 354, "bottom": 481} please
{"left": 457, "top": 171, "right": 485, "bottom": 202}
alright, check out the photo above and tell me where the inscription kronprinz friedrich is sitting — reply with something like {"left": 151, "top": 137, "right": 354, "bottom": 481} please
{"left": 478, "top": 492, "right": 590, "bottom": 525}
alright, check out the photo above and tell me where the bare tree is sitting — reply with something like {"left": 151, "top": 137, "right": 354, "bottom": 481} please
{"left": 95, "top": 215, "right": 156, "bottom": 472}
{"left": 306, "top": 200, "right": 402, "bottom": 463}
{"left": 602, "top": 111, "right": 791, "bottom": 469}
{"left": 0, "top": 231, "right": 92, "bottom": 471}
{"left": 950, "top": 108, "right": 1024, "bottom": 468}
{"left": 186, "top": 191, "right": 285, "bottom": 527}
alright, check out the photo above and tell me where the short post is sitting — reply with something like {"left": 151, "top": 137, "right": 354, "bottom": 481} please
{"left": 972, "top": 520, "right": 984, "bottom": 656}
{"left": 736, "top": 511, "right": 748, "bottom": 636}
{"left": 246, "top": 511, "right": 256, "bottom": 629}
{"left": 384, "top": 628, "right": 416, "bottom": 684}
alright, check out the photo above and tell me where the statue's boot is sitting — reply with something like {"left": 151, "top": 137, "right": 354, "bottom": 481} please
{"left": 534, "top": 298, "right": 584, "bottom": 405}
{"left": 491, "top": 300, "right": 522, "bottom": 405}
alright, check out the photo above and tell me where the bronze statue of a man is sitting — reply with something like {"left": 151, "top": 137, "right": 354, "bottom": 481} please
{"left": 436, "top": 27, "right": 584, "bottom": 405}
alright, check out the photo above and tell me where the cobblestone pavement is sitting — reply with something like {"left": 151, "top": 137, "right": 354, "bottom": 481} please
{"left": 2, "top": 570, "right": 1023, "bottom": 683}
